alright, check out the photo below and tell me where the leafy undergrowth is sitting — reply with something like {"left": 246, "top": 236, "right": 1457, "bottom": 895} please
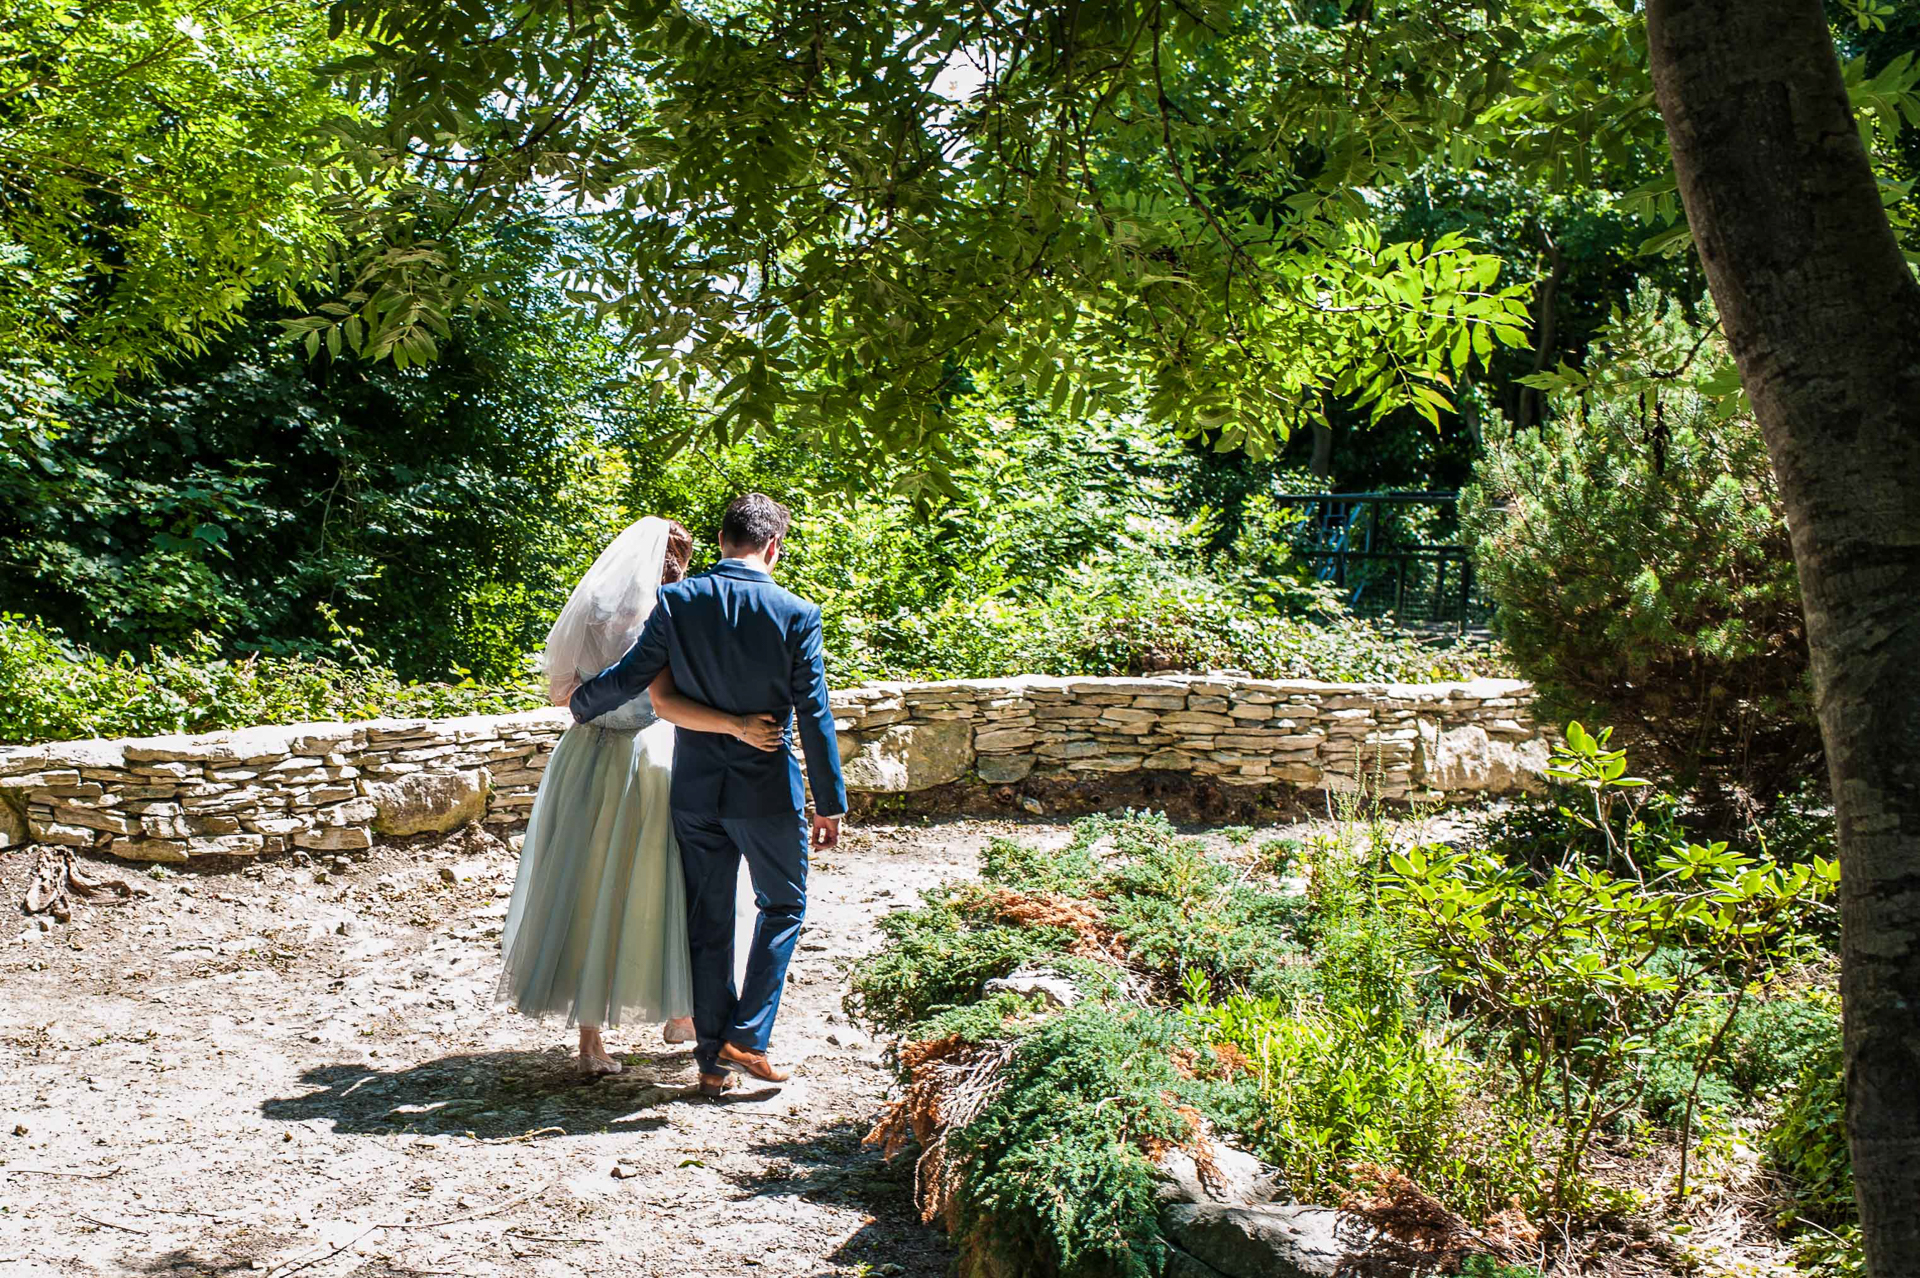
{"left": 0, "top": 613, "right": 545, "bottom": 745}
{"left": 846, "top": 737, "right": 1853, "bottom": 1278}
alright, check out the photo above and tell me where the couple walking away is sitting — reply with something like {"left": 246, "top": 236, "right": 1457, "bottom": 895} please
{"left": 495, "top": 494, "right": 848, "bottom": 1096}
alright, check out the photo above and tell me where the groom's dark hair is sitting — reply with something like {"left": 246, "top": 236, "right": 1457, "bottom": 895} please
{"left": 720, "top": 493, "right": 791, "bottom": 554}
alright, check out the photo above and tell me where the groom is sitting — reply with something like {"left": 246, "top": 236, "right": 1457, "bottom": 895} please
{"left": 569, "top": 493, "right": 848, "bottom": 1095}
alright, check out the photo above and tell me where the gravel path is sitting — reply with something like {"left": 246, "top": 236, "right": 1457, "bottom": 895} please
{"left": 0, "top": 817, "right": 1063, "bottom": 1278}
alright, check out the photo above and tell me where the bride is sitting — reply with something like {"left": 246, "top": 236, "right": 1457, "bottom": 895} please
{"left": 496, "top": 516, "right": 782, "bottom": 1075}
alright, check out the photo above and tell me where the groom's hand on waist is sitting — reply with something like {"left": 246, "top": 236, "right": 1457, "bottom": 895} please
{"left": 810, "top": 813, "right": 841, "bottom": 850}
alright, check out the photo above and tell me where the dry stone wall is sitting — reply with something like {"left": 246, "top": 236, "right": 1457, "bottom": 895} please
{"left": 832, "top": 675, "right": 1548, "bottom": 799}
{"left": 0, "top": 713, "right": 566, "bottom": 864}
{"left": 0, "top": 677, "right": 1549, "bottom": 864}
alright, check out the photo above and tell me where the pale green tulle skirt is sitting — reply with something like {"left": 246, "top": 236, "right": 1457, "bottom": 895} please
{"left": 496, "top": 720, "right": 694, "bottom": 1027}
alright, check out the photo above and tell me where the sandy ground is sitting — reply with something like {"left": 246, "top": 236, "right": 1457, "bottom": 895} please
{"left": 0, "top": 815, "right": 1102, "bottom": 1278}
{"left": 0, "top": 804, "right": 1410, "bottom": 1278}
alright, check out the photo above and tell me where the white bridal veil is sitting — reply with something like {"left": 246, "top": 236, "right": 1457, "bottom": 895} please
{"left": 542, "top": 516, "right": 671, "bottom": 705}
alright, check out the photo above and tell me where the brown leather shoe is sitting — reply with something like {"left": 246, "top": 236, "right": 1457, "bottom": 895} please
{"left": 696, "top": 1071, "right": 734, "bottom": 1097}
{"left": 717, "top": 1042, "right": 790, "bottom": 1083}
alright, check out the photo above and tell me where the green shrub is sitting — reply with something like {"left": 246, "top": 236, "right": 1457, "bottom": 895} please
{"left": 945, "top": 1005, "right": 1198, "bottom": 1278}
{"left": 1190, "top": 992, "right": 1545, "bottom": 1220}
{"left": 1253, "top": 837, "right": 1300, "bottom": 877}
{"left": 1641, "top": 992, "right": 1840, "bottom": 1124}
{"left": 1722, "top": 995, "right": 1841, "bottom": 1097}
{"left": 850, "top": 816, "right": 1316, "bottom": 1037}
{"left": 1770, "top": 1041, "right": 1853, "bottom": 1227}
{"left": 1286, "top": 809, "right": 1428, "bottom": 1025}
{"left": 1382, "top": 724, "right": 1837, "bottom": 1197}
{"left": 1181, "top": 803, "right": 1547, "bottom": 1220}
{"left": 821, "top": 569, "right": 1504, "bottom": 686}
{"left": 987, "top": 812, "right": 1317, "bottom": 997}
{"left": 843, "top": 886, "right": 1078, "bottom": 1033}
{"left": 980, "top": 830, "right": 1104, "bottom": 896}
{"left": 1769, "top": 1041, "right": 1861, "bottom": 1277}
{"left": 1462, "top": 291, "right": 1815, "bottom": 803}
{"left": 847, "top": 816, "right": 1323, "bottom": 1274}
{"left": 910, "top": 991, "right": 1062, "bottom": 1048}
{"left": 1096, "top": 816, "right": 1311, "bottom": 1000}
{"left": 1478, "top": 786, "right": 1690, "bottom": 878}
{"left": 0, "top": 614, "right": 543, "bottom": 745}
{"left": 1032, "top": 575, "right": 1499, "bottom": 685}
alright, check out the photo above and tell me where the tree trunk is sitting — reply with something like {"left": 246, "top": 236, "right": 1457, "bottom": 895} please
{"left": 1646, "top": 1, "right": 1920, "bottom": 1268}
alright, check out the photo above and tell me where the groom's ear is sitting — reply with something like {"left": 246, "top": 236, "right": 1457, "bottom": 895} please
{"left": 764, "top": 534, "right": 782, "bottom": 566}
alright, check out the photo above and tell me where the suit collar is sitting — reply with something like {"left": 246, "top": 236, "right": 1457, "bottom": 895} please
{"left": 711, "top": 558, "right": 774, "bottom": 582}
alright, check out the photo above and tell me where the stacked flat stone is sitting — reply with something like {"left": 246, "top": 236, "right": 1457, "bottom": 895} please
{"left": 0, "top": 679, "right": 1547, "bottom": 865}
{"left": 0, "top": 709, "right": 568, "bottom": 864}
{"left": 829, "top": 675, "right": 1547, "bottom": 799}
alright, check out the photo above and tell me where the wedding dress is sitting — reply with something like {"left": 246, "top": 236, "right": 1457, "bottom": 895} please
{"left": 496, "top": 517, "right": 695, "bottom": 1027}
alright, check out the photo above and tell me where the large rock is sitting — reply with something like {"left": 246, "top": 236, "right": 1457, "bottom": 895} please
{"left": 1416, "top": 722, "right": 1548, "bottom": 794}
{"left": 1156, "top": 1143, "right": 1279, "bottom": 1209}
{"left": 296, "top": 826, "right": 373, "bottom": 851}
{"left": 976, "top": 753, "right": 1035, "bottom": 784}
{"left": 1161, "top": 1203, "right": 1344, "bottom": 1278}
{"left": 0, "top": 795, "right": 24, "bottom": 849}
{"left": 366, "top": 768, "right": 492, "bottom": 836}
{"left": 1166, "top": 1253, "right": 1230, "bottom": 1278}
{"left": 841, "top": 720, "right": 973, "bottom": 792}
{"left": 983, "top": 965, "right": 1082, "bottom": 1010}
{"left": 110, "top": 837, "right": 190, "bottom": 864}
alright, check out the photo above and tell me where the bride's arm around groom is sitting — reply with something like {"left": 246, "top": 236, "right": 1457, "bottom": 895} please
{"left": 566, "top": 493, "right": 847, "bottom": 1092}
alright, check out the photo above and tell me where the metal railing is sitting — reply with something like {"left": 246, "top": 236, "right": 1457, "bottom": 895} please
{"left": 1269, "top": 491, "right": 1490, "bottom": 632}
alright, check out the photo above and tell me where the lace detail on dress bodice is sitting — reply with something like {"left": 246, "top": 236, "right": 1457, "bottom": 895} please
{"left": 586, "top": 688, "right": 659, "bottom": 732}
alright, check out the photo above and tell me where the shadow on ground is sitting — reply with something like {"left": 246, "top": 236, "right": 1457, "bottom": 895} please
{"left": 732, "top": 1118, "right": 953, "bottom": 1275}
{"left": 130, "top": 1251, "right": 268, "bottom": 1276}
{"left": 258, "top": 1047, "right": 774, "bottom": 1140}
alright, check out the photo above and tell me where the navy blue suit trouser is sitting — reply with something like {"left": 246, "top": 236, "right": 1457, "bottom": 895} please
{"left": 672, "top": 810, "right": 808, "bottom": 1074}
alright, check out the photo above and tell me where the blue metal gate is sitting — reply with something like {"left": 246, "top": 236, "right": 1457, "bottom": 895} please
{"left": 1270, "top": 491, "right": 1489, "bottom": 632}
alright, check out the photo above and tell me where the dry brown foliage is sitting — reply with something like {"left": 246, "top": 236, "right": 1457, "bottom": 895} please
{"left": 1137, "top": 1096, "right": 1208, "bottom": 1161}
{"left": 984, "top": 887, "right": 1127, "bottom": 961}
{"left": 1209, "top": 1040, "right": 1255, "bottom": 1081}
{"left": 1338, "top": 1162, "right": 1523, "bottom": 1272}
{"left": 865, "top": 1036, "right": 1019, "bottom": 1229}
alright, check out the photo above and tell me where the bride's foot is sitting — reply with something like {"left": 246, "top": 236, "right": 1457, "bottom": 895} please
{"left": 663, "top": 1017, "right": 696, "bottom": 1045}
{"left": 576, "top": 1051, "right": 623, "bottom": 1077}
{"left": 577, "top": 1025, "right": 622, "bottom": 1076}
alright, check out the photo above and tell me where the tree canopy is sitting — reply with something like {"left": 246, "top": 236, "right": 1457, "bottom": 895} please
{"left": 306, "top": 0, "right": 1918, "bottom": 456}
{"left": 9, "top": 1, "right": 1916, "bottom": 468}
{"left": 318, "top": 0, "right": 1559, "bottom": 457}
{"left": 1, "top": 0, "right": 381, "bottom": 402}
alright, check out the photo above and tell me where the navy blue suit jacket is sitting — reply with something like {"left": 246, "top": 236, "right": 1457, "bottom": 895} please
{"left": 569, "top": 559, "right": 849, "bottom": 818}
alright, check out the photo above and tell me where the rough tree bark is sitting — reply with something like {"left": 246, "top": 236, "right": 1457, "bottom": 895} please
{"left": 1646, "top": 0, "right": 1920, "bottom": 1267}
